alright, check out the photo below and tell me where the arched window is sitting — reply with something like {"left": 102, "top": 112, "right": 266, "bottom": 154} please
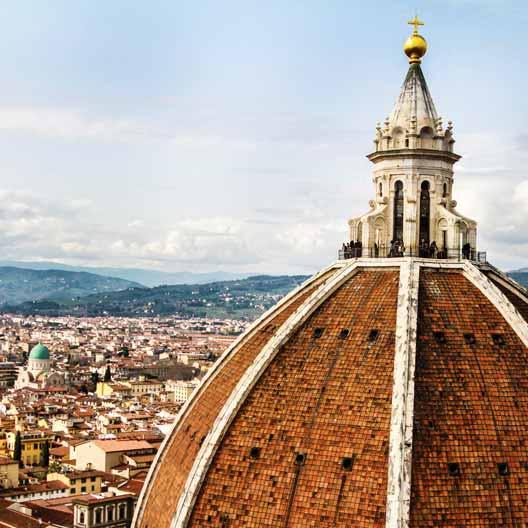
{"left": 443, "top": 182, "right": 447, "bottom": 198}
{"left": 379, "top": 182, "right": 383, "bottom": 197}
{"left": 79, "top": 512, "right": 85, "bottom": 524}
{"left": 419, "top": 181, "right": 431, "bottom": 248}
{"left": 393, "top": 181, "right": 404, "bottom": 242}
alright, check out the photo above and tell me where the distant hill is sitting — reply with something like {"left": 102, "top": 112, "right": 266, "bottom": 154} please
{"left": 0, "top": 267, "right": 141, "bottom": 305}
{"left": 508, "top": 272, "right": 528, "bottom": 288}
{"left": 3, "top": 275, "right": 309, "bottom": 319}
{"left": 3, "top": 267, "right": 526, "bottom": 320}
{"left": 0, "top": 260, "right": 256, "bottom": 287}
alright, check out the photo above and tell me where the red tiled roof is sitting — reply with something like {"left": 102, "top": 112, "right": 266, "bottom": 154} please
{"left": 72, "top": 492, "right": 134, "bottom": 505}
{"left": 0, "top": 480, "right": 68, "bottom": 498}
{"left": 49, "top": 447, "right": 68, "bottom": 457}
{"left": 91, "top": 440, "right": 153, "bottom": 453}
{"left": 0, "top": 509, "right": 53, "bottom": 528}
{"left": 117, "top": 477, "right": 146, "bottom": 496}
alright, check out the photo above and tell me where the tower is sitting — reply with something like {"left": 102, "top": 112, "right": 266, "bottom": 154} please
{"left": 347, "top": 17, "right": 477, "bottom": 258}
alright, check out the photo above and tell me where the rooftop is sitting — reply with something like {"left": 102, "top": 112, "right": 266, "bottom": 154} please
{"left": 91, "top": 440, "right": 153, "bottom": 453}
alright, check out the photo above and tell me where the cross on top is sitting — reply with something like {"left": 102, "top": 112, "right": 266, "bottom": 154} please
{"left": 408, "top": 15, "right": 425, "bottom": 35}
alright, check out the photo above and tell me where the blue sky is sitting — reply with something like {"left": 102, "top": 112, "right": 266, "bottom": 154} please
{"left": 0, "top": 0, "right": 527, "bottom": 273}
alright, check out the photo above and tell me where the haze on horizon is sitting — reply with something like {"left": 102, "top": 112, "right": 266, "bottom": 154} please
{"left": 1, "top": 0, "right": 527, "bottom": 275}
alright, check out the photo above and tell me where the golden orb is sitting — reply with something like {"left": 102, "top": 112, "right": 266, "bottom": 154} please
{"left": 404, "top": 33, "right": 427, "bottom": 64}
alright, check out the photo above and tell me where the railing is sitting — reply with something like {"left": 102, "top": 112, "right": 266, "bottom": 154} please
{"left": 338, "top": 244, "right": 487, "bottom": 263}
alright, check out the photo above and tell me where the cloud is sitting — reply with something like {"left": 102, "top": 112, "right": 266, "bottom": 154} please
{"left": 425, "top": 129, "right": 528, "bottom": 270}
{"left": 0, "top": 107, "right": 156, "bottom": 143}
{"left": 0, "top": 105, "right": 365, "bottom": 157}
{"left": 0, "top": 188, "right": 342, "bottom": 273}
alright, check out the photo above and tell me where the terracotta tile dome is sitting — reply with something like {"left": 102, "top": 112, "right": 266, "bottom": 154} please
{"left": 133, "top": 259, "right": 528, "bottom": 527}
{"left": 132, "top": 18, "right": 528, "bottom": 528}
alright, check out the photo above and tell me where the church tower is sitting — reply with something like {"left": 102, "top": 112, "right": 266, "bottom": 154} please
{"left": 348, "top": 17, "right": 477, "bottom": 258}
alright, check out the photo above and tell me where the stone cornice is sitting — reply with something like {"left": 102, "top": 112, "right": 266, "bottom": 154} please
{"left": 367, "top": 148, "right": 461, "bottom": 164}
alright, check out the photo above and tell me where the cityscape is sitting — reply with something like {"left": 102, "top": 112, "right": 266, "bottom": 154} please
{"left": 0, "top": 314, "right": 246, "bottom": 526}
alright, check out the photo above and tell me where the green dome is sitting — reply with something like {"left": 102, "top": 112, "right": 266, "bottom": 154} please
{"left": 29, "top": 343, "right": 50, "bottom": 360}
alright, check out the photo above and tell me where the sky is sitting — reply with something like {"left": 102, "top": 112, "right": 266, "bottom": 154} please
{"left": 0, "top": 0, "right": 527, "bottom": 274}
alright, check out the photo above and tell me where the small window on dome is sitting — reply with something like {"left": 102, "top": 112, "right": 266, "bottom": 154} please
{"left": 464, "top": 333, "right": 476, "bottom": 344}
{"left": 491, "top": 334, "right": 506, "bottom": 347}
{"left": 433, "top": 331, "right": 446, "bottom": 343}
{"left": 339, "top": 329, "right": 350, "bottom": 340}
{"left": 295, "top": 452, "right": 307, "bottom": 466}
{"left": 342, "top": 456, "right": 355, "bottom": 471}
{"left": 498, "top": 462, "right": 509, "bottom": 476}
{"left": 447, "top": 462, "right": 460, "bottom": 476}
{"left": 249, "top": 447, "right": 261, "bottom": 460}
{"left": 312, "top": 328, "right": 324, "bottom": 339}
{"left": 368, "top": 329, "right": 379, "bottom": 342}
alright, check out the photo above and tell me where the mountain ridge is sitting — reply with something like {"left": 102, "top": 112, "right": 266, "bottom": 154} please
{"left": 0, "top": 266, "right": 141, "bottom": 305}
{"left": 0, "top": 260, "right": 257, "bottom": 287}
{"left": 2, "top": 274, "right": 309, "bottom": 320}
{"left": 0, "top": 266, "right": 526, "bottom": 320}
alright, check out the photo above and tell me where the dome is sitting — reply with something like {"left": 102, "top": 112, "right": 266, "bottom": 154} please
{"left": 29, "top": 343, "right": 50, "bottom": 361}
{"left": 133, "top": 259, "right": 528, "bottom": 527}
{"left": 404, "top": 33, "right": 427, "bottom": 63}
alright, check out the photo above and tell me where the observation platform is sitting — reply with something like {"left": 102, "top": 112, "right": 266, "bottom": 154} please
{"left": 338, "top": 244, "right": 487, "bottom": 262}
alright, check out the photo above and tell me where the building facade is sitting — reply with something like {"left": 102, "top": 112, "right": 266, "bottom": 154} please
{"left": 6, "top": 430, "right": 52, "bottom": 466}
{"left": 73, "top": 493, "right": 136, "bottom": 528}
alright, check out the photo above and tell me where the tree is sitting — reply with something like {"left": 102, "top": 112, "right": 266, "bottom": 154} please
{"left": 48, "top": 460, "right": 61, "bottom": 474}
{"left": 40, "top": 440, "right": 50, "bottom": 468}
{"left": 90, "top": 371, "right": 100, "bottom": 386}
{"left": 104, "top": 365, "right": 112, "bottom": 382}
{"left": 13, "top": 431, "right": 22, "bottom": 466}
